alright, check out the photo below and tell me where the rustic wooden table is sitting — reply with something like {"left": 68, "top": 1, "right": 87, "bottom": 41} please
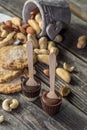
{"left": 0, "top": 0, "right": 87, "bottom": 130}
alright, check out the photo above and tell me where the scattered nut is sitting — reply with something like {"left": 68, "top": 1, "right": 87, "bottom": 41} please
{"left": 0, "top": 31, "right": 16, "bottom": 48}
{"left": 39, "top": 49, "right": 49, "bottom": 54}
{"left": 37, "top": 54, "right": 49, "bottom": 65}
{"left": 38, "top": 54, "right": 58, "bottom": 66}
{"left": 11, "top": 17, "right": 22, "bottom": 26}
{"left": 77, "top": 35, "right": 87, "bottom": 49}
{"left": 28, "top": 19, "right": 41, "bottom": 35}
{"left": 43, "top": 69, "right": 49, "bottom": 76}
{"left": 30, "top": 8, "right": 39, "bottom": 16}
{"left": 48, "top": 41, "right": 55, "bottom": 50}
{"left": 54, "top": 34, "right": 63, "bottom": 43}
{"left": 63, "top": 62, "right": 75, "bottom": 72}
{"left": 77, "top": 40, "right": 87, "bottom": 49}
{"left": 56, "top": 68, "right": 71, "bottom": 83}
{"left": 27, "top": 34, "right": 39, "bottom": 48}
{"left": 26, "top": 26, "right": 36, "bottom": 34}
{"left": 15, "top": 32, "right": 26, "bottom": 43}
{"left": 2, "top": 99, "right": 12, "bottom": 112}
{"left": 35, "top": 13, "right": 42, "bottom": 29}
{"left": 78, "top": 35, "right": 87, "bottom": 41}
{"left": 22, "top": 24, "right": 29, "bottom": 29}
{"left": 19, "top": 26, "right": 26, "bottom": 34}
{"left": 59, "top": 86, "right": 71, "bottom": 96}
{"left": 2, "top": 98, "right": 19, "bottom": 112}
{"left": 10, "top": 99, "right": 19, "bottom": 109}
{"left": 1, "top": 30, "right": 8, "bottom": 38}
{"left": 0, "top": 115, "right": 5, "bottom": 123}
{"left": 39, "top": 37, "right": 48, "bottom": 49}
{"left": 50, "top": 47, "right": 59, "bottom": 56}
{"left": 5, "top": 20, "right": 12, "bottom": 27}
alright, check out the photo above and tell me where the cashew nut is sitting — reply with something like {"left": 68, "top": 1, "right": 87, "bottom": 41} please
{"left": 0, "top": 31, "right": 16, "bottom": 48}
{"left": 27, "top": 34, "right": 39, "bottom": 48}
{"left": 10, "top": 99, "right": 19, "bottom": 109}
{"left": 39, "top": 37, "right": 48, "bottom": 49}
{"left": 59, "top": 86, "right": 71, "bottom": 97}
{"left": 63, "top": 62, "right": 75, "bottom": 72}
{"left": 28, "top": 19, "right": 41, "bottom": 35}
{"left": 54, "top": 34, "right": 63, "bottom": 43}
{"left": 48, "top": 41, "right": 55, "bottom": 50}
{"left": 50, "top": 47, "right": 59, "bottom": 56}
{"left": 56, "top": 68, "right": 71, "bottom": 83}
{"left": 0, "top": 115, "right": 5, "bottom": 123}
{"left": 2, "top": 99, "right": 12, "bottom": 112}
{"left": 15, "top": 32, "right": 26, "bottom": 44}
{"left": 11, "top": 17, "right": 22, "bottom": 26}
{"left": 2, "top": 98, "right": 19, "bottom": 112}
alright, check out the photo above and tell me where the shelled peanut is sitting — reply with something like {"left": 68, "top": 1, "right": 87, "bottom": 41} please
{"left": 27, "top": 7, "right": 42, "bottom": 35}
{"left": 77, "top": 35, "right": 87, "bottom": 49}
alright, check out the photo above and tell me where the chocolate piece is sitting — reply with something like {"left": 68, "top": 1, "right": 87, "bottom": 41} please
{"left": 41, "top": 90, "right": 62, "bottom": 116}
{"left": 21, "top": 76, "right": 41, "bottom": 99}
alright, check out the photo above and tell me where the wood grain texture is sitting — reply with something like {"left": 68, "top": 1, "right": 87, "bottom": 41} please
{"left": 0, "top": 1, "right": 87, "bottom": 130}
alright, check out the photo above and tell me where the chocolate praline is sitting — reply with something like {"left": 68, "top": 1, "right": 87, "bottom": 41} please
{"left": 21, "top": 76, "right": 41, "bottom": 101}
{"left": 41, "top": 90, "right": 62, "bottom": 116}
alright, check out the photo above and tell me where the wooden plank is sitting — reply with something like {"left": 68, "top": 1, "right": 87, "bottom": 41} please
{"left": 0, "top": 83, "right": 87, "bottom": 130}
{"left": 35, "top": 60, "right": 87, "bottom": 115}
{"left": 0, "top": 93, "right": 67, "bottom": 130}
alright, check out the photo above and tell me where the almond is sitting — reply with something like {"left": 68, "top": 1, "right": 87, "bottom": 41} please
{"left": 19, "top": 26, "right": 26, "bottom": 34}
{"left": 43, "top": 69, "right": 49, "bottom": 76}
{"left": 5, "top": 20, "right": 12, "bottom": 27}
{"left": 30, "top": 8, "right": 39, "bottom": 15}
{"left": 26, "top": 26, "right": 36, "bottom": 34}
{"left": 12, "top": 24, "right": 19, "bottom": 32}
{"left": 22, "top": 24, "right": 29, "bottom": 29}
{"left": 2, "top": 25, "right": 13, "bottom": 33}
{"left": 30, "top": 14, "right": 35, "bottom": 19}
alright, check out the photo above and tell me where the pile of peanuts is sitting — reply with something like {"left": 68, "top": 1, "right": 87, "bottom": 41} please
{"left": 0, "top": 7, "right": 77, "bottom": 86}
{"left": 28, "top": 7, "right": 42, "bottom": 35}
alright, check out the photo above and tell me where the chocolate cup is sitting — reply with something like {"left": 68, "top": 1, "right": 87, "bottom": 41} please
{"left": 41, "top": 90, "right": 62, "bottom": 116}
{"left": 21, "top": 76, "right": 41, "bottom": 99}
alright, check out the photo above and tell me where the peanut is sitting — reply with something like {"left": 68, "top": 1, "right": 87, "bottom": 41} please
{"left": 54, "top": 34, "right": 63, "bottom": 43}
{"left": 50, "top": 47, "right": 59, "bottom": 56}
{"left": 27, "top": 34, "right": 39, "bottom": 48}
{"left": 77, "top": 35, "right": 87, "bottom": 49}
{"left": 35, "top": 13, "right": 42, "bottom": 29}
{"left": 28, "top": 19, "right": 41, "bottom": 35}
{"left": 39, "top": 37, "right": 48, "bottom": 49}
{"left": 38, "top": 54, "right": 58, "bottom": 66}
{"left": 48, "top": 41, "right": 55, "bottom": 50}
{"left": 56, "top": 68, "right": 71, "bottom": 83}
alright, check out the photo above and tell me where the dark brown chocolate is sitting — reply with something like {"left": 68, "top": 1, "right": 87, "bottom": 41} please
{"left": 21, "top": 76, "right": 41, "bottom": 98}
{"left": 42, "top": 90, "right": 62, "bottom": 105}
{"left": 41, "top": 90, "right": 62, "bottom": 116}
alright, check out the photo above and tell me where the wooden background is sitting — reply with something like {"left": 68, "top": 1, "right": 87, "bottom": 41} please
{"left": 0, "top": 0, "right": 87, "bottom": 130}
